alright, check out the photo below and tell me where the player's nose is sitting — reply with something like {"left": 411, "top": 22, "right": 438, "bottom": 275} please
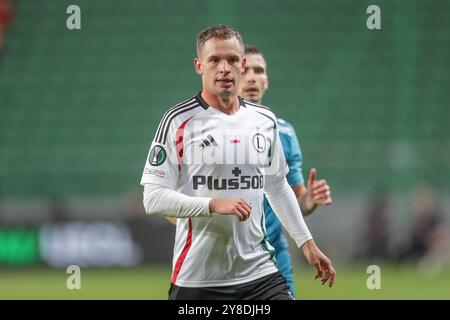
{"left": 246, "top": 70, "right": 256, "bottom": 82}
{"left": 218, "top": 60, "right": 231, "bottom": 73}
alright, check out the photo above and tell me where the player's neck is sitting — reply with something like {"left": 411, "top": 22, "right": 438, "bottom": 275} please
{"left": 201, "top": 90, "right": 240, "bottom": 115}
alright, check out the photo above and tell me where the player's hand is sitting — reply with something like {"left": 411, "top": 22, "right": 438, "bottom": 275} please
{"left": 302, "top": 239, "right": 336, "bottom": 287}
{"left": 307, "top": 168, "right": 332, "bottom": 206}
{"left": 209, "top": 198, "right": 252, "bottom": 222}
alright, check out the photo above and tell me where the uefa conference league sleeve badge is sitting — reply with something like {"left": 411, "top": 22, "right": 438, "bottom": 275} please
{"left": 148, "top": 145, "right": 167, "bottom": 166}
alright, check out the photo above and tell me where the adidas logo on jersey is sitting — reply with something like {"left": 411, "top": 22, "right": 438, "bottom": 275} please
{"left": 200, "top": 135, "right": 218, "bottom": 148}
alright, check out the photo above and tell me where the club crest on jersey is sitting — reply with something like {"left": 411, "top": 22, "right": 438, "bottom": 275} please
{"left": 252, "top": 133, "right": 266, "bottom": 153}
{"left": 148, "top": 145, "right": 167, "bottom": 166}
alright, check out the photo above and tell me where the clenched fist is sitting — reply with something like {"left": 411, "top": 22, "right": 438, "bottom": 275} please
{"left": 209, "top": 198, "right": 252, "bottom": 222}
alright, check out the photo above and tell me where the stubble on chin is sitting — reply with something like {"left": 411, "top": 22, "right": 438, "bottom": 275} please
{"left": 217, "top": 89, "right": 233, "bottom": 99}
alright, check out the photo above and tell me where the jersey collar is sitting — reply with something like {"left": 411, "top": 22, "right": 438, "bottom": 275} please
{"left": 195, "top": 92, "right": 246, "bottom": 112}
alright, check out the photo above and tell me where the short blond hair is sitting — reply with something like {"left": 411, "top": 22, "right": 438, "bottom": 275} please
{"left": 196, "top": 24, "right": 244, "bottom": 57}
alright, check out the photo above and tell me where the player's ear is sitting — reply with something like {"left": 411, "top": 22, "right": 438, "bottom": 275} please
{"left": 241, "top": 56, "right": 247, "bottom": 73}
{"left": 194, "top": 57, "right": 202, "bottom": 75}
{"left": 264, "top": 75, "right": 269, "bottom": 90}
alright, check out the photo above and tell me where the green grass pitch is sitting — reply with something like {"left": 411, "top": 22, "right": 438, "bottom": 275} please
{"left": 0, "top": 265, "right": 449, "bottom": 299}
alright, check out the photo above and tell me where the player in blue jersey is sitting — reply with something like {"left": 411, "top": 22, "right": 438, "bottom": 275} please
{"left": 239, "top": 45, "right": 333, "bottom": 297}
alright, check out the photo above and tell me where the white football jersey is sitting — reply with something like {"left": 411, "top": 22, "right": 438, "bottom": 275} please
{"left": 141, "top": 93, "right": 288, "bottom": 287}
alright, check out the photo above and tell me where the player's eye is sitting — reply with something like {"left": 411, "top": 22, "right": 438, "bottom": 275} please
{"left": 255, "top": 67, "right": 265, "bottom": 74}
{"left": 229, "top": 56, "right": 240, "bottom": 64}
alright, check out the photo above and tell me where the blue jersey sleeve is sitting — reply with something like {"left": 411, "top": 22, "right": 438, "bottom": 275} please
{"left": 282, "top": 122, "right": 304, "bottom": 187}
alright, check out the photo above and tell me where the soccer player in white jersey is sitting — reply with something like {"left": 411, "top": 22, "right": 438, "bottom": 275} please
{"left": 141, "top": 24, "right": 335, "bottom": 300}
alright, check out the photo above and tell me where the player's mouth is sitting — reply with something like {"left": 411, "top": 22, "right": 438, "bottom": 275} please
{"left": 244, "top": 86, "right": 259, "bottom": 95}
{"left": 216, "top": 78, "right": 234, "bottom": 88}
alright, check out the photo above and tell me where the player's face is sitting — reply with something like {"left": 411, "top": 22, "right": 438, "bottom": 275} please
{"left": 194, "top": 38, "right": 245, "bottom": 99}
{"left": 239, "top": 53, "right": 268, "bottom": 104}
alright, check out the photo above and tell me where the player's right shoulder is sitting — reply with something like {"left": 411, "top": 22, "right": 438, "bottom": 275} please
{"left": 153, "top": 95, "right": 207, "bottom": 145}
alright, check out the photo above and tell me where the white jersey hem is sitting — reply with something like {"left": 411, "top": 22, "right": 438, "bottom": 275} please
{"left": 174, "top": 266, "right": 279, "bottom": 288}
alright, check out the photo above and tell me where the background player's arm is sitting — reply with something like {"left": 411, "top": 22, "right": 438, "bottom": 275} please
{"left": 293, "top": 169, "right": 332, "bottom": 216}
{"left": 285, "top": 125, "right": 332, "bottom": 216}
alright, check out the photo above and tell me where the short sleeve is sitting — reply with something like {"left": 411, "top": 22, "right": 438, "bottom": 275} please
{"left": 140, "top": 123, "right": 179, "bottom": 189}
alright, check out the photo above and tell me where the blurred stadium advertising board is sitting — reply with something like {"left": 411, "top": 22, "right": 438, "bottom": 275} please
{"left": 0, "top": 220, "right": 174, "bottom": 267}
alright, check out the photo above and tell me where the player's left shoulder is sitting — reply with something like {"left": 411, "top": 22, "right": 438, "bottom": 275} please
{"left": 241, "top": 98, "right": 278, "bottom": 126}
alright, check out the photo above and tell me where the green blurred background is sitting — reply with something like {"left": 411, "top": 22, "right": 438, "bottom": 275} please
{"left": 0, "top": 0, "right": 449, "bottom": 299}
